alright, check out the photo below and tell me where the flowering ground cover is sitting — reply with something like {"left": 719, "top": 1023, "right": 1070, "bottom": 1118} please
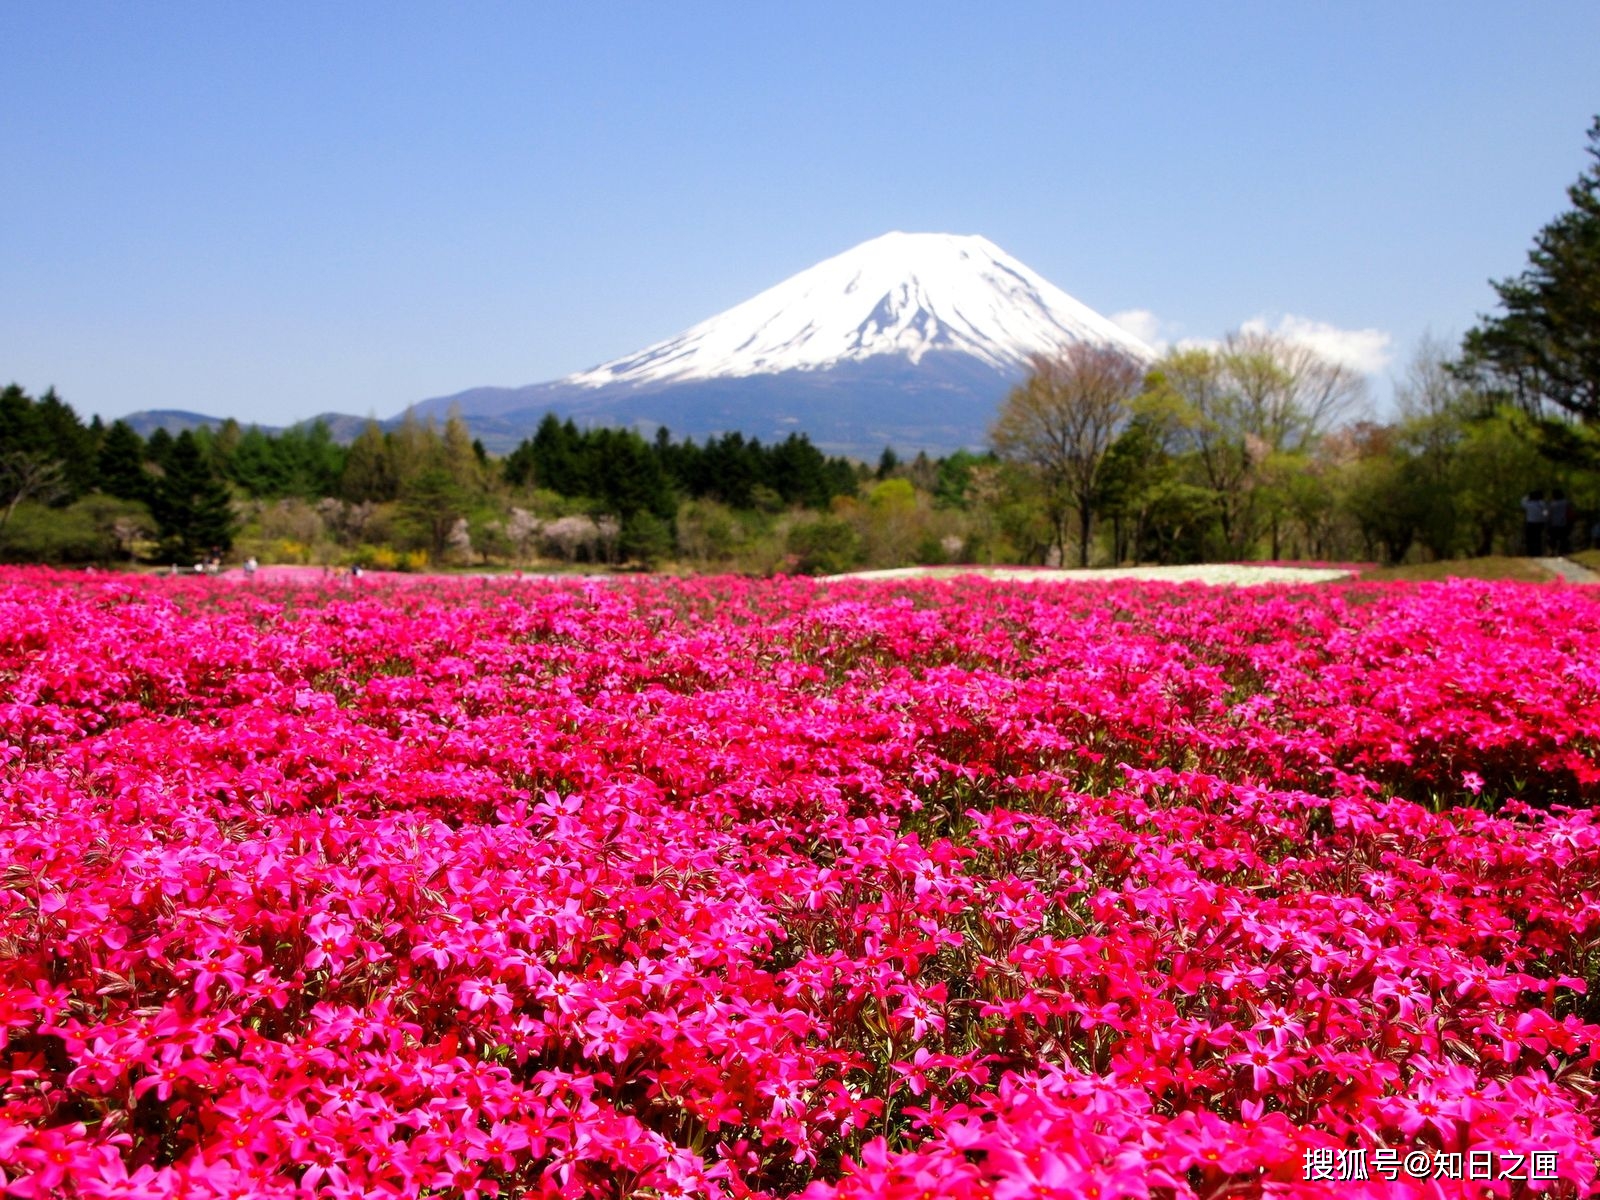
{"left": 1, "top": 567, "right": 1598, "bottom": 1199}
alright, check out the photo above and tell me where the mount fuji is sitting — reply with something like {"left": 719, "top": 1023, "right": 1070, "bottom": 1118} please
{"left": 409, "top": 232, "right": 1154, "bottom": 458}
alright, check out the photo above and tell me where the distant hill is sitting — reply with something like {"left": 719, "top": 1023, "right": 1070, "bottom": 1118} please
{"left": 121, "top": 410, "right": 233, "bottom": 438}
{"left": 120, "top": 410, "right": 373, "bottom": 443}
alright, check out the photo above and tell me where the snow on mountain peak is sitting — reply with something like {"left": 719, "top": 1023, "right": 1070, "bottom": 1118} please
{"left": 565, "top": 232, "right": 1154, "bottom": 389}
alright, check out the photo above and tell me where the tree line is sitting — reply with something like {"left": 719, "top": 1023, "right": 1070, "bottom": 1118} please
{"left": 980, "top": 114, "right": 1600, "bottom": 569}
{"left": 0, "top": 392, "right": 866, "bottom": 568}
{"left": 6, "top": 114, "right": 1595, "bottom": 574}
{"left": 980, "top": 332, "right": 1594, "bottom": 570}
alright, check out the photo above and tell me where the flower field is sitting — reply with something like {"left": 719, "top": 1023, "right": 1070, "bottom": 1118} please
{"left": 2, "top": 569, "right": 1598, "bottom": 1199}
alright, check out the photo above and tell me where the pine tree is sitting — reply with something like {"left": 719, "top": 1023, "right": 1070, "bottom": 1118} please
{"left": 388, "top": 413, "right": 440, "bottom": 494}
{"left": 770, "top": 433, "right": 829, "bottom": 508}
{"left": 400, "top": 468, "right": 469, "bottom": 563}
{"left": 97, "top": 421, "right": 151, "bottom": 502}
{"left": 0, "top": 384, "right": 96, "bottom": 501}
{"left": 152, "top": 430, "right": 235, "bottom": 560}
{"left": 592, "top": 429, "right": 675, "bottom": 519}
{"left": 530, "top": 413, "right": 585, "bottom": 495}
{"left": 145, "top": 428, "right": 175, "bottom": 473}
{"left": 228, "top": 427, "right": 290, "bottom": 497}
{"left": 342, "top": 419, "right": 398, "bottom": 502}
{"left": 1463, "top": 115, "right": 1600, "bottom": 421}
{"left": 442, "top": 405, "right": 484, "bottom": 493}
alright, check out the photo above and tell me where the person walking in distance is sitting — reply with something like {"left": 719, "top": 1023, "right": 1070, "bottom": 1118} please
{"left": 1521, "top": 489, "right": 1547, "bottom": 556}
{"left": 1546, "top": 489, "right": 1573, "bottom": 556}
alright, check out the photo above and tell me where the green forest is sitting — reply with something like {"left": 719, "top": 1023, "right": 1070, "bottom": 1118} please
{"left": 0, "top": 349, "right": 1592, "bottom": 577}
{"left": 5, "top": 117, "right": 1597, "bottom": 577}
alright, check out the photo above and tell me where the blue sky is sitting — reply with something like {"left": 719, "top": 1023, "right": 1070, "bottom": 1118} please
{"left": 4, "top": 4, "right": 1598, "bottom": 428}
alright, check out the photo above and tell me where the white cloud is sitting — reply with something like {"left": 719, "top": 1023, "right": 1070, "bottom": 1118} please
{"left": 1112, "top": 308, "right": 1395, "bottom": 377}
{"left": 1109, "top": 308, "right": 1166, "bottom": 350}
{"left": 1240, "top": 314, "right": 1394, "bottom": 375}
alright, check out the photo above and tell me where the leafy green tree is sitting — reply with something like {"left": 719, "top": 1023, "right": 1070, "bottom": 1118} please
{"left": 1388, "top": 337, "right": 1481, "bottom": 559}
{"left": 0, "top": 495, "right": 151, "bottom": 565}
{"left": 1277, "top": 448, "right": 1346, "bottom": 562}
{"left": 1463, "top": 116, "right": 1600, "bottom": 421}
{"left": 675, "top": 499, "right": 744, "bottom": 564}
{"left": 1453, "top": 408, "right": 1546, "bottom": 556}
{"left": 1340, "top": 425, "right": 1431, "bottom": 565}
{"left": 399, "top": 467, "right": 470, "bottom": 563}
{"left": 1094, "top": 407, "right": 1179, "bottom": 563}
{"left": 152, "top": 430, "right": 235, "bottom": 560}
{"left": 858, "top": 477, "right": 922, "bottom": 565}
{"left": 786, "top": 515, "right": 861, "bottom": 575}
{"left": 1091, "top": 379, "right": 1223, "bottom": 566}
{"left": 932, "top": 449, "right": 991, "bottom": 509}
{"left": 620, "top": 511, "right": 674, "bottom": 567}
{"left": 1154, "top": 334, "right": 1362, "bottom": 560}
{"left": 1220, "top": 331, "right": 1364, "bottom": 458}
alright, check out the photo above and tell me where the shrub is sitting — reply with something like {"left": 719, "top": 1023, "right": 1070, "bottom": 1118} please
{"left": 0, "top": 497, "right": 150, "bottom": 564}
{"left": 786, "top": 515, "right": 862, "bottom": 575}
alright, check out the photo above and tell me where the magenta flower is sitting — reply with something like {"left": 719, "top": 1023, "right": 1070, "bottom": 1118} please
{"left": 1, "top": 569, "right": 1597, "bottom": 1198}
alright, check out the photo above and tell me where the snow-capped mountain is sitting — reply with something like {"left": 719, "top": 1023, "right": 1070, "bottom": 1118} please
{"left": 408, "top": 232, "right": 1152, "bottom": 457}
{"left": 565, "top": 232, "right": 1152, "bottom": 387}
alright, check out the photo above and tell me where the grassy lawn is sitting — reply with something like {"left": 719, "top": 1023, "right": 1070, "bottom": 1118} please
{"left": 1359, "top": 555, "right": 1557, "bottom": 583}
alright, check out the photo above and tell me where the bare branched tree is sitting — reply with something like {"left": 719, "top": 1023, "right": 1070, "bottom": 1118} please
{"left": 990, "top": 344, "right": 1146, "bottom": 566}
{"left": 505, "top": 507, "right": 543, "bottom": 567}
{"left": 1158, "top": 347, "right": 1260, "bottom": 556}
{"left": 0, "top": 451, "right": 68, "bottom": 543}
{"left": 1158, "top": 333, "right": 1367, "bottom": 558}
{"left": 1222, "top": 330, "right": 1366, "bottom": 454}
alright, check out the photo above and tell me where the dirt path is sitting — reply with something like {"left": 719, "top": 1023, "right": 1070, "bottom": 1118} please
{"left": 1536, "top": 557, "right": 1600, "bottom": 583}
{"left": 821, "top": 564, "right": 1358, "bottom": 586}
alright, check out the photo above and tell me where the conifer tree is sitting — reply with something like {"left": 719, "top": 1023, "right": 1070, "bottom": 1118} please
{"left": 442, "top": 405, "right": 484, "bottom": 493}
{"left": 152, "top": 430, "right": 235, "bottom": 560}
{"left": 145, "top": 428, "right": 175, "bottom": 473}
{"left": 342, "top": 419, "right": 398, "bottom": 502}
{"left": 97, "top": 421, "right": 151, "bottom": 502}
{"left": 1463, "top": 115, "right": 1600, "bottom": 421}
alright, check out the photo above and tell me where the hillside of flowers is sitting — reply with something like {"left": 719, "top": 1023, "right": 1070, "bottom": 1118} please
{"left": 2, "top": 568, "right": 1598, "bottom": 1199}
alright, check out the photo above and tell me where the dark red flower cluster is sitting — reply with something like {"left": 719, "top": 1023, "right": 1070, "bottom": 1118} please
{"left": 1, "top": 569, "right": 1596, "bottom": 1198}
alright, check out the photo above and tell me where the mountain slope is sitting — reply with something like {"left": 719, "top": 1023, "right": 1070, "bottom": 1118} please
{"left": 566, "top": 231, "right": 1151, "bottom": 388}
{"left": 415, "top": 232, "right": 1153, "bottom": 456}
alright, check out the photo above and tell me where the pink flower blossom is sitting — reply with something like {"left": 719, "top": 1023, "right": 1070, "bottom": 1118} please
{"left": 0, "top": 569, "right": 1596, "bottom": 1197}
